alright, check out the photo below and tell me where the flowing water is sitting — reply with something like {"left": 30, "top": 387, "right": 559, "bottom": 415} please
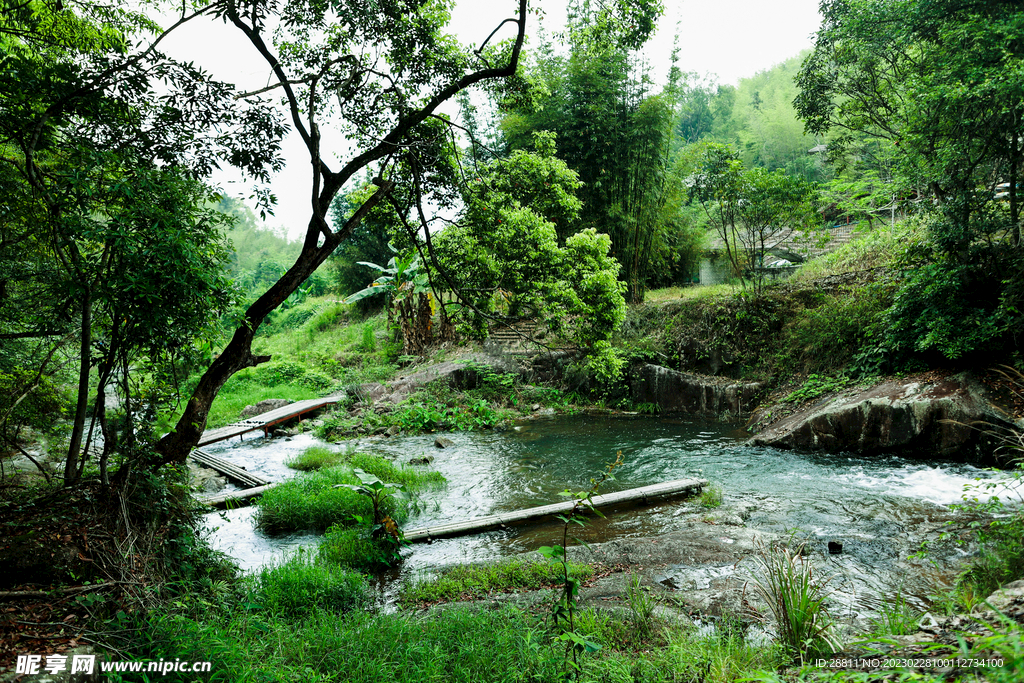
{"left": 202, "top": 414, "right": 1009, "bottom": 581}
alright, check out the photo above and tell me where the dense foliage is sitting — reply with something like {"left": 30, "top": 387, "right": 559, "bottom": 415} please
{"left": 796, "top": 0, "right": 1024, "bottom": 364}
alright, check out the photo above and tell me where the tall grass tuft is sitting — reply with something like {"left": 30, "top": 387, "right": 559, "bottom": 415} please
{"left": 318, "top": 525, "right": 401, "bottom": 571}
{"left": 255, "top": 550, "right": 370, "bottom": 617}
{"left": 255, "top": 454, "right": 445, "bottom": 534}
{"left": 285, "top": 445, "right": 349, "bottom": 471}
{"left": 869, "top": 590, "right": 920, "bottom": 636}
{"left": 748, "top": 541, "right": 839, "bottom": 663}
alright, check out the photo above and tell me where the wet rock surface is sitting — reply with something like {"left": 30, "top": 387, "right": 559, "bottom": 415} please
{"left": 632, "top": 364, "right": 763, "bottom": 420}
{"left": 750, "top": 372, "right": 1021, "bottom": 461}
{"left": 414, "top": 495, "right": 980, "bottom": 642}
{"left": 356, "top": 353, "right": 523, "bottom": 405}
{"left": 187, "top": 461, "right": 227, "bottom": 493}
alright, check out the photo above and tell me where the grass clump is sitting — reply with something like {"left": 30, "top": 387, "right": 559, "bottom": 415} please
{"left": 748, "top": 541, "right": 839, "bottom": 664}
{"left": 699, "top": 484, "right": 724, "bottom": 509}
{"left": 318, "top": 525, "right": 403, "bottom": 571}
{"left": 349, "top": 452, "right": 445, "bottom": 488}
{"left": 868, "top": 591, "right": 921, "bottom": 636}
{"left": 254, "top": 466, "right": 378, "bottom": 534}
{"left": 285, "top": 445, "right": 349, "bottom": 471}
{"left": 400, "top": 558, "right": 595, "bottom": 606}
{"left": 255, "top": 550, "right": 370, "bottom": 617}
{"left": 255, "top": 454, "right": 445, "bottom": 534}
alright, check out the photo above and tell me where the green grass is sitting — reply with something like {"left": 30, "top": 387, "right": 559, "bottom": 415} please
{"left": 793, "top": 219, "right": 925, "bottom": 284}
{"left": 285, "top": 445, "right": 350, "bottom": 471}
{"left": 122, "top": 599, "right": 795, "bottom": 683}
{"left": 255, "top": 455, "right": 445, "bottom": 534}
{"left": 348, "top": 452, "right": 445, "bottom": 488}
{"left": 867, "top": 591, "right": 921, "bottom": 637}
{"left": 318, "top": 526, "right": 402, "bottom": 571}
{"left": 255, "top": 550, "right": 370, "bottom": 617}
{"left": 749, "top": 541, "right": 839, "bottom": 664}
{"left": 645, "top": 283, "right": 737, "bottom": 303}
{"left": 203, "top": 378, "right": 319, "bottom": 429}
{"left": 399, "top": 558, "right": 595, "bottom": 606}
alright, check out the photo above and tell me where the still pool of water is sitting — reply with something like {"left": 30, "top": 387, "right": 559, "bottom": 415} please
{"left": 202, "top": 414, "right": 1006, "bottom": 573}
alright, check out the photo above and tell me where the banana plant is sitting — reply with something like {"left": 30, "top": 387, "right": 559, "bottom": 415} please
{"left": 343, "top": 248, "right": 436, "bottom": 355}
{"left": 334, "top": 468, "right": 408, "bottom": 538}
{"left": 342, "top": 250, "right": 429, "bottom": 307}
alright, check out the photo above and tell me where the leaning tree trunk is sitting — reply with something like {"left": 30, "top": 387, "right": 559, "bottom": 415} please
{"left": 138, "top": 0, "right": 529, "bottom": 477}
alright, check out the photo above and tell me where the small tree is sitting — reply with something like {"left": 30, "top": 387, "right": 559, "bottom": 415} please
{"left": 687, "top": 142, "right": 819, "bottom": 293}
{"left": 737, "top": 167, "right": 818, "bottom": 293}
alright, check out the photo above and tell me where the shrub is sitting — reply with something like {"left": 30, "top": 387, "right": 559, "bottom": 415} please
{"left": 884, "top": 260, "right": 1016, "bottom": 364}
{"left": 780, "top": 286, "right": 891, "bottom": 374}
{"left": 256, "top": 551, "right": 370, "bottom": 617}
{"left": 249, "top": 360, "right": 332, "bottom": 390}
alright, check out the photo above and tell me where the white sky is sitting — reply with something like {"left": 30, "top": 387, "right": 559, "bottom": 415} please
{"left": 158, "top": 0, "right": 822, "bottom": 238}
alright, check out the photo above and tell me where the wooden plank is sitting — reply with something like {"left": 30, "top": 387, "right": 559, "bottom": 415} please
{"left": 197, "top": 483, "right": 276, "bottom": 508}
{"left": 196, "top": 396, "right": 341, "bottom": 446}
{"left": 403, "top": 478, "right": 708, "bottom": 543}
{"left": 190, "top": 449, "right": 271, "bottom": 488}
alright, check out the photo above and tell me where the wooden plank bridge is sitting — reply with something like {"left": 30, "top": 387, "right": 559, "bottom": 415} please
{"left": 197, "top": 396, "right": 341, "bottom": 447}
{"left": 190, "top": 396, "right": 340, "bottom": 506}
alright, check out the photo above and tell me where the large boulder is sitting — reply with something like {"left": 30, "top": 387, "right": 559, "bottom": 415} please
{"left": 356, "top": 353, "right": 522, "bottom": 405}
{"left": 240, "top": 398, "right": 293, "bottom": 419}
{"left": 631, "top": 364, "right": 763, "bottom": 419}
{"left": 750, "top": 372, "right": 1021, "bottom": 461}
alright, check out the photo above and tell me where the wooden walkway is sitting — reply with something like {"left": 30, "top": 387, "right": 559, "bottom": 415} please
{"left": 191, "top": 396, "right": 340, "bottom": 506}
{"left": 191, "top": 449, "right": 270, "bottom": 488}
{"left": 402, "top": 477, "right": 708, "bottom": 543}
{"left": 197, "top": 396, "right": 340, "bottom": 446}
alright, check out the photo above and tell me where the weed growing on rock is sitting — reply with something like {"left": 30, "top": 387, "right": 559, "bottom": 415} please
{"left": 700, "top": 484, "right": 724, "bottom": 508}
{"left": 748, "top": 540, "right": 839, "bottom": 664}
{"left": 783, "top": 374, "right": 851, "bottom": 404}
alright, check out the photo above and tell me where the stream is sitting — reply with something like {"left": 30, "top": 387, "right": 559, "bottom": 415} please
{"left": 201, "top": 414, "right": 1009, "bottom": 596}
